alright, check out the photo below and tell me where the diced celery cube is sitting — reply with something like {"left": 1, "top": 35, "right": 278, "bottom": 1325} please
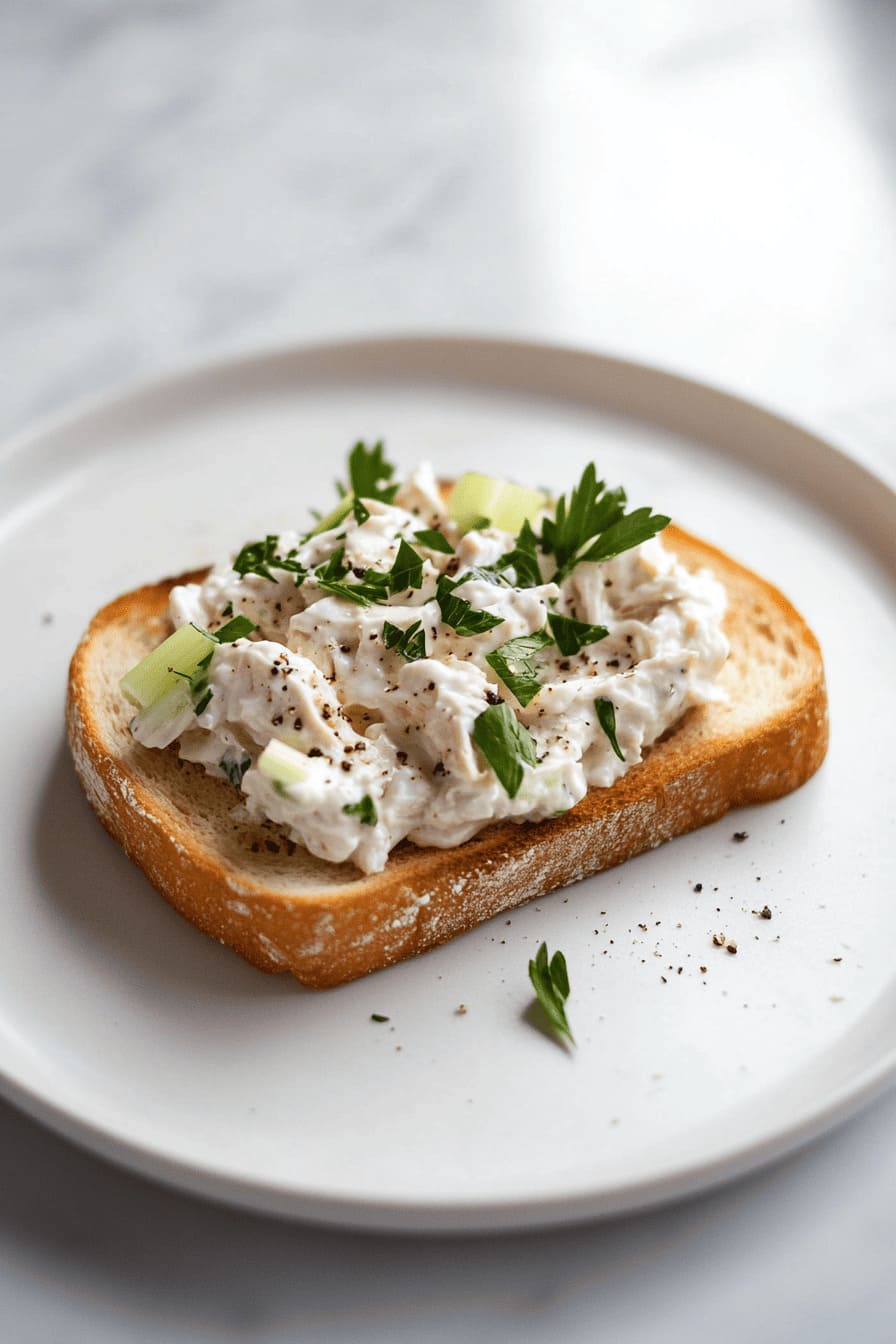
{"left": 120, "top": 623, "right": 217, "bottom": 709}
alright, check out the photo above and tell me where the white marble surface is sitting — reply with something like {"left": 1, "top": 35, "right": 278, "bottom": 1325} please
{"left": 2, "top": 1, "right": 895, "bottom": 1339}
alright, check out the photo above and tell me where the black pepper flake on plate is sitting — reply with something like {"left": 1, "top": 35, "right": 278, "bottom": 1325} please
{"left": 732, "top": 831, "right": 749, "bottom": 842}
{"left": 694, "top": 882, "right": 703, "bottom": 893}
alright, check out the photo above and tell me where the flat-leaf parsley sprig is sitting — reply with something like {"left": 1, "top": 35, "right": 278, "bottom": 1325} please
{"left": 528, "top": 942, "right": 574, "bottom": 1047}
{"left": 540, "top": 463, "right": 669, "bottom": 584}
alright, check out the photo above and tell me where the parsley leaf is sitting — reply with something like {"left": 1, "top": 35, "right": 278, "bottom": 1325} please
{"left": 528, "top": 942, "right": 574, "bottom": 1046}
{"left": 437, "top": 575, "right": 504, "bottom": 637}
{"left": 193, "top": 687, "right": 213, "bottom": 716}
{"left": 595, "top": 697, "right": 625, "bottom": 761}
{"left": 342, "top": 795, "right": 378, "bottom": 825}
{"left": 471, "top": 702, "right": 538, "bottom": 797}
{"left": 313, "top": 538, "right": 423, "bottom": 607}
{"left": 232, "top": 535, "right": 307, "bottom": 585}
{"left": 574, "top": 506, "right": 670, "bottom": 566}
{"left": 485, "top": 629, "right": 553, "bottom": 707}
{"left": 219, "top": 751, "right": 251, "bottom": 788}
{"left": 214, "top": 615, "right": 257, "bottom": 644}
{"left": 389, "top": 539, "right": 423, "bottom": 593}
{"left": 541, "top": 463, "right": 668, "bottom": 582}
{"left": 353, "top": 496, "right": 371, "bottom": 525}
{"left": 547, "top": 613, "right": 609, "bottom": 656}
{"left": 313, "top": 549, "right": 389, "bottom": 606}
{"left": 413, "top": 528, "right": 454, "bottom": 554}
{"left": 498, "top": 518, "right": 543, "bottom": 588}
{"left": 382, "top": 619, "right": 427, "bottom": 661}
{"left": 344, "top": 440, "right": 399, "bottom": 504}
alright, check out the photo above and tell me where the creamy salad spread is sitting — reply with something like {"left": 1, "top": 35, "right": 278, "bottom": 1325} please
{"left": 125, "top": 448, "right": 728, "bottom": 874}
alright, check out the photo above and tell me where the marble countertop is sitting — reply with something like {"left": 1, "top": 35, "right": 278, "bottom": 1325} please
{"left": 2, "top": 2, "right": 894, "bottom": 1339}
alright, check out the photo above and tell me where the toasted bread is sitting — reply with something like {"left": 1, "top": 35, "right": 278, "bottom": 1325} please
{"left": 66, "top": 527, "right": 828, "bottom": 988}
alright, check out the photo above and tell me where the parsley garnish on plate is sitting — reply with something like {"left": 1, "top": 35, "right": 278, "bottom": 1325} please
{"left": 471, "top": 702, "right": 538, "bottom": 797}
{"left": 595, "top": 697, "right": 625, "bottom": 760}
{"left": 485, "top": 629, "right": 553, "bottom": 707}
{"left": 547, "top": 613, "right": 609, "bottom": 656}
{"left": 382, "top": 619, "right": 427, "bottom": 661}
{"left": 342, "top": 796, "right": 378, "bottom": 825}
{"left": 528, "top": 942, "right": 574, "bottom": 1047}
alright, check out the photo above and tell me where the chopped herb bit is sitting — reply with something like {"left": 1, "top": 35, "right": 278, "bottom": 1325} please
{"left": 221, "top": 602, "right": 233, "bottom": 617}
{"left": 528, "top": 942, "right": 574, "bottom": 1046}
{"left": 382, "top": 619, "right": 427, "bottom": 662}
{"left": 214, "top": 615, "right": 257, "bottom": 643}
{"left": 344, "top": 440, "right": 399, "bottom": 505}
{"left": 370, "top": 1013, "right": 390, "bottom": 1023}
{"left": 471, "top": 702, "right": 538, "bottom": 798}
{"left": 413, "top": 528, "right": 454, "bottom": 554}
{"left": 388, "top": 539, "right": 423, "bottom": 593}
{"left": 314, "top": 548, "right": 390, "bottom": 606}
{"left": 317, "top": 547, "right": 348, "bottom": 581}
{"left": 548, "top": 613, "right": 609, "bottom": 656}
{"left": 342, "top": 795, "right": 378, "bottom": 825}
{"left": 219, "top": 752, "right": 251, "bottom": 788}
{"left": 194, "top": 688, "right": 213, "bottom": 716}
{"left": 353, "top": 496, "right": 371, "bottom": 525}
{"left": 595, "top": 698, "right": 625, "bottom": 760}
{"left": 313, "top": 539, "right": 425, "bottom": 607}
{"left": 232, "top": 535, "right": 307, "bottom": 584}
{"left": 574, "top": 506, "right": 671, "bottom": 569}
{"left": 437, "top": 575, "right": 504, "bottom": 637}
{"left": 497, "top": 518, "right": 543, "bottom": 588}
{"left": 485, "top": 628, "right": 553, "bottom": 707}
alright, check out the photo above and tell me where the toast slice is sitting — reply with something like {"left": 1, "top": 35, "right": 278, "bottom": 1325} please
{"left": 66, "top": 527, "right": 828, "bottom": 988}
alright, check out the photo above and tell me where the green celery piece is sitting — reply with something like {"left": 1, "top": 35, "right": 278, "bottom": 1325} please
{"left": 258, "top": 739, "right": 307, "bottom": 789}
{"left": 448, "top": 472, "right": 547, "bottom": 535}
{"left": 130, "top": 681, "right": 196, "bottom": 749}
{"left": 120, "top": 623, "right": 217, "bottom": 709}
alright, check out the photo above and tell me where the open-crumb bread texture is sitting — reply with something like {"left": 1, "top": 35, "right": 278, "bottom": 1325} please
{"left": 66, "top": 526, "right": 828, "bottom": 988}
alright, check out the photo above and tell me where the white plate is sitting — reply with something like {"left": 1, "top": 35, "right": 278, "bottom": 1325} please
{"left": 2, "top": 336, "right": 894, "bottom": 1233}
